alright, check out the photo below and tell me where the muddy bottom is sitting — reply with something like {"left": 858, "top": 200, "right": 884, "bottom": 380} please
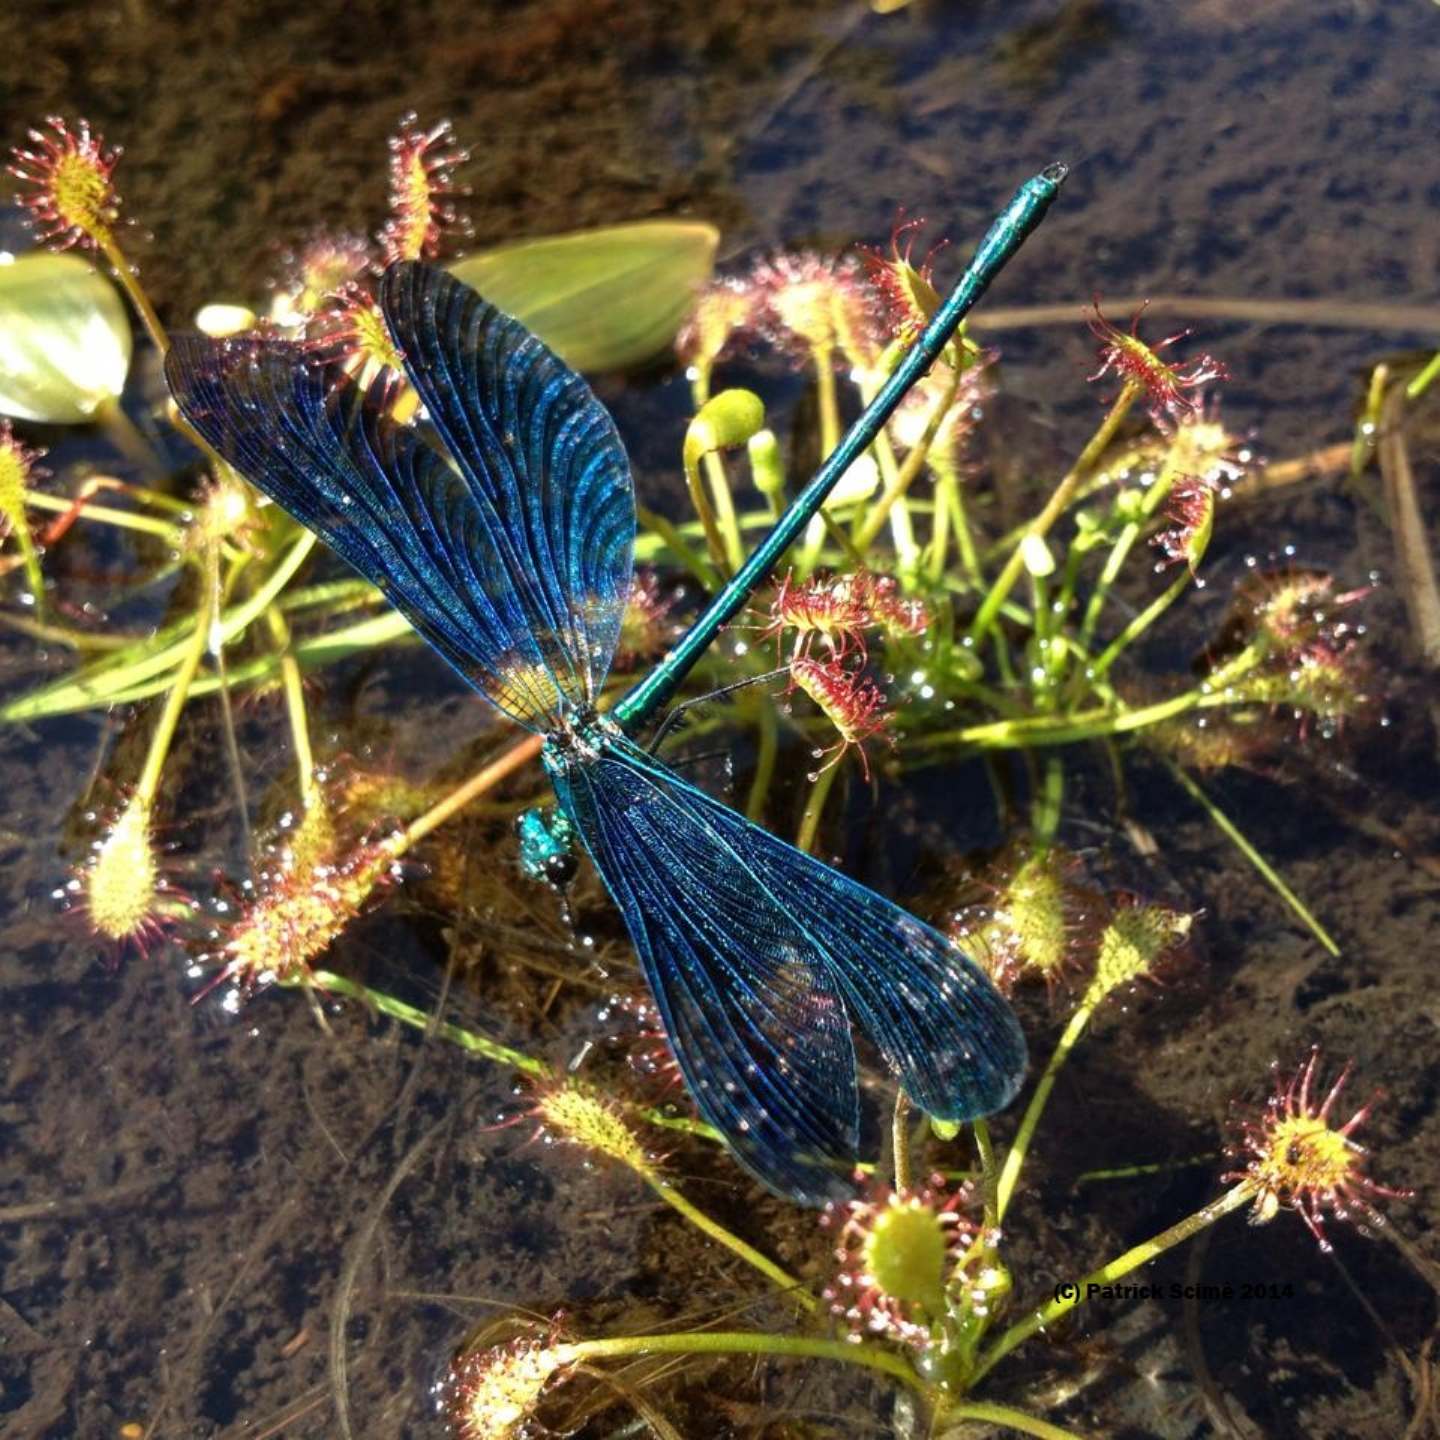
{"left": 2, "top": 2, "right": 1438, "bottom": 1437}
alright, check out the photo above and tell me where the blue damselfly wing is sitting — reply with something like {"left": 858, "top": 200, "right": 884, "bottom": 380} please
{"left": 165, "top": 260, "right": 1027, "bottom": 1203}
{"left": 166, "top": 264, "right": 633, "bottom": 728}
{"left": 548, "top": 729, "right": 1024, "bottom": 1203}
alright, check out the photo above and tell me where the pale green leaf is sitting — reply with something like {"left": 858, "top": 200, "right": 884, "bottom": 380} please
{"left": 451, "top": 220, "right": 718, "bottom": 372}
{"left": 0, "top": 253, "right": 133, "bottom": 423}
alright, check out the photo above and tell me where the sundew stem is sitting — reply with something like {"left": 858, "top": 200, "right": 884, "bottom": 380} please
{"left": 305, "top": 968, "right": 548, "bottom": 1075}
{"left": 5, "top": 495, "right": 46, "bottom": 620}
{"left": 24, "top": 488, "right": 185, "bottom": 543}
{"left": 852, "top": 360, "right": 961, "bottom": 552}
{"left": 96, "top": 233, "right": 170, "bottom": 356}
{"left": 971, "top": 1183, "right": 1255, "bottom": 1386}
{"left": 1089, "top": 567, "right": 1192, "bottom": 678}
{"left": 644, "top": 1176, "right": 819, "bottom": 1312}
{"left": 265, "top": 606, "right": 320, "bottom": 813}
{"left": 134, "top": 548, "right": 220, "bottom": 809}
{"left": 917, "top": 642, "right": 1267, "bottom": 753}
{"left": 995, "top": 1004, "right": 1094, "bottom": 1222}
{"left": 635, "top": 503, "right": 717, "bottom": 589}
{"left": 294, "top": 964, "right": 809, "bottom": 1304}
{"left": 938, "top": 457, "right": 983, "bottom": 587}
{"left": 1163, "top": 759, "right": 1340, "bottom": 956}
{"left": 938, "top": 1402, "right": 1090, "bottom": 1440}
{"left": 969, "top": 380, "right": 1141, "bottom": 645}
{"left": 745, "top": 697, "right": 780, "bottom": 822}
{"left": 795, "top": 759, "right": 842, "bottom": 854}
{"left": 300, "top": 962, "right": 724, "bottom": 1140}
{"left": 1075, "top": 440, "right": 1183, "bottom": 664}
{"left": 563, "top": 1329, "right": 923, "bottom": 1394}
{"left": 1406, "top": 349, "right": 1440, "bottom": 402}
{"left": 972, "top": 1118, "right": 1000, "bottom": 1228}
{"left": 0, "top": 612, "right": 138, "bottom": 651}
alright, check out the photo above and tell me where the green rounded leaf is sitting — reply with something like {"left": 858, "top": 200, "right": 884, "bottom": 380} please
{"left": 450, "top": 219, "right": 718, "bottom": 372}
{"left": 0, "top": 252, "right": 133, "bottom": 423}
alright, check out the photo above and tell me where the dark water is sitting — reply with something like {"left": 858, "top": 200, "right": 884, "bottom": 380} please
{"left": 1, "top": 3, "right": 1437, "bottom": 1437}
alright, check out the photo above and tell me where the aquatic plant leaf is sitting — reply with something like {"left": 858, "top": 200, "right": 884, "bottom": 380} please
{"left": 0, "top": 253, "right": 132, "bottom": 422}
{"left": 450, "top": 220, "right": 719, "bottom": 372}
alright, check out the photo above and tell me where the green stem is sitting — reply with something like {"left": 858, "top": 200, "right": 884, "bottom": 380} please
{"left": 853, "top": 364, "right": 960, "bottom": 552}
{"left": 745, "top": 699, "right": 779, "bottom": 821}
{"left": 970, "top": 381, "right": 1140, "bottom": 644}
{"left": 1076, "top": 459, "right": 1181, "bottom": 664}
{"left": 1162, "top": 760, "right": 1340, "bottom": 957}
{"left": 306, "top": 964, "right": 723, "bottom": 1145}
{"left": 1030, "top": 754, "right": 1064, "bottom": 843}
{"left": 995, "top": 1004, "right": 1094, "bottom": 1222}
{"left": 943, "top": 461, "right": 983, "bottom": 587}
{"left": 635, "top": 504, "right": 718, "bottom": 589}
{"left": 5, "top": 503, "right": 46, "bottom": 620}
{"left": 972, "top": 1184, "right": 1255, "bottom": 1385}
{"left": 25, "top": 489, "right": 184, "bottom": 542}
{"left": 305, "top": 969, "right": 548, "bottom": 1076}
{"left": 642, "top": 1176, "right": 819, "bottom": 1312}
{"left": 266, "top": 606, "right": 319, "bottom": 811}
{"left": 796, "top": 760, "right": 841, "bottom": 854}
{"left": 1406, "top": 349, "right": 1440, "bottom": 402}
{"left": 1089, "top": 568, "right": 1192, "bottom": 678}
{"left": 972, "top": 1118, "right": 999, "bottom": 1228}
{"left": 918, "top": 644, "right": 1266, "bottom": 753}
{"left": 940, "top": 1401, "right": 1092, "bottom": 1440}
{"left": 565, "top": 1330, "right": 923, "bottom": 1394}
{"left": 98, "top": 233, "right": 169, "bottom": 355}
{"left": 0, "top": 613, "right": 138, "bottom": 651}
{"left": 134, "top": 558, "right": 217, "bottom": 808}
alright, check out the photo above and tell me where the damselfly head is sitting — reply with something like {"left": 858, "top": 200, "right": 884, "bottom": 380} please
{"left": 517, "top": 806, "right": 578, "bottom": 889}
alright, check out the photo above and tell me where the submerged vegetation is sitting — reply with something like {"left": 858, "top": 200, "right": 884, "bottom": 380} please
{"left": 2, "top": 109, "right": 1435, "bottom": 1438}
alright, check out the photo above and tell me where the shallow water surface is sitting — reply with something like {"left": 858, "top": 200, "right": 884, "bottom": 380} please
{"left": 1, "top": 3, "right": 1437, "bottom": 1437}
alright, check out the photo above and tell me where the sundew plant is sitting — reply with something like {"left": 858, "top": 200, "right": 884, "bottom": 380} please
{"left": 1, "top": 111, "right": 1435, "bottom": 1439}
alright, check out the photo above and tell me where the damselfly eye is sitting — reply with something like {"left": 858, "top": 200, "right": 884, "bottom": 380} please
{"left": 545, "top": 853, "right": 579, "bottom": 889}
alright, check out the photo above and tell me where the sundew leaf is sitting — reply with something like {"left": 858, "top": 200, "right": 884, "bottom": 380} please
{"left": 0, "top": 253, "right": 133, "bottom": 423}
{"left": 450, "top": 220, "right": 719, "bottom": 372}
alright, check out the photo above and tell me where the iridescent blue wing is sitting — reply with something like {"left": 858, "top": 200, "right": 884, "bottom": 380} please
{"left": 380, "top": 261, "right": 634, "bottom": 713}
{"left": 550, "top": 735, "right": 860, "bottom": 1204}
{"left": 549, "top": 731, "right": 1027, "bottom": 1204}
{"left": 164, "top": 263, "right": 634, "bottom": 729}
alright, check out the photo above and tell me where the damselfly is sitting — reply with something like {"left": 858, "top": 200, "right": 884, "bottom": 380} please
{"left": 167, "top": 164, "right": 1066, "bottom": 1203}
